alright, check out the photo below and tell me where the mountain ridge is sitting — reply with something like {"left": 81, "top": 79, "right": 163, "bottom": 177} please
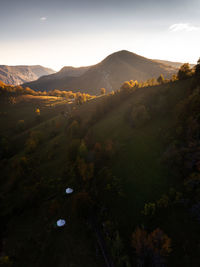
{"left": 23, "top": 50, "right": 178, "bottom": 94}
{"left": 0, "top": 65, "right": 55, "bottom": 85}
{"left": 153, "top": 59, "right": 195, "bottom": 69}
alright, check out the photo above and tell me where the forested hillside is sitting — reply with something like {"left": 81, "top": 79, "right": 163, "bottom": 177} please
{"left": 0, "top": 60, "right": 200, "bottom": 266}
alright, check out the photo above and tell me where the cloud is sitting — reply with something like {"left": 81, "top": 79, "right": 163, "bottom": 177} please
{"left": 169, "top": 23, "right": 200, "bottom": 32}
{"left": 40, "top": 17, "right": 47, "bottom": 21}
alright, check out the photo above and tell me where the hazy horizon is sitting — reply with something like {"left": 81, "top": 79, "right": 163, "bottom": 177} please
{"left": 1, "top": 0, "right": 200, "bottom": 70}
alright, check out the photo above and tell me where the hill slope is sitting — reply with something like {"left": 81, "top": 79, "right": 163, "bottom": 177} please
{"left": 1, "top": 77, "right": 199, "bottom": 266}
{"left": 0, "top": 65, "right": 55, "bottom": 85}
{"left": 23, "top": 50, "right": 177, "bottom": 94}
{"left": 154, "top": 59, "right": 195, "bottom": 69}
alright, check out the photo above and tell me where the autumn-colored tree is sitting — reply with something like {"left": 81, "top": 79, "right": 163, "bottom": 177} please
{"left": 75, "top": 92, "right": 86, "bottom": 105}
{"left": 132, "top": 227, "right": 171, "bottom": 266}
{"left": 133, "top": 80, "right": 139, "bottom": 87}
{"left": 25, "top": 87, "right": 36, "bottom": 95}
{"left": 132, "top": 227, "right": 149, "bottom": 266}
{"left": 170, "top": 74, "right": 177, "bottom": 82}
{"left": 157, "top": 74, "right": 165, "bottom": 84}
{"left": 100, "top": 88, "right": 106, "bottom": 95}
{"left": 35, "top": 108, "right": 40, "bottom": 116}
{"left": 120, "top": 81, "right": 133, "bottom": 93}
{"left": 110, "top": 90, "right": 115, "bottom": 95}
{"left": 177, "top": 63, "right": 192, "bottom": 80}
{"left": 148, "top": 228, "right": 171, "bottom": 257}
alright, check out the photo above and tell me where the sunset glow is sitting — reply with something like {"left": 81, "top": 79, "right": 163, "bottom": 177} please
{"left": 1, "top": 0, "right": 200, "bottom": 70}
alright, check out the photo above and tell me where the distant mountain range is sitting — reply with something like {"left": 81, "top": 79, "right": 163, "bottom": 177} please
{"left": 23, "top": 66, "right": 91, "bottom": 92}
{"left": 23, "top": 51, "right": 178, "bottom": 94}
{"left": 0, "top": 65, "right": 55, "bottom": 85}
{"left": 154, "top": 59, "right": 195, "bottom": 69}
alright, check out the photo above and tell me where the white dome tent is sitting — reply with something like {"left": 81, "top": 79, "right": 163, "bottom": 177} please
{"left": 65, "top": 187, "right": 73, "bottom": 194}
{"left": 56, "top": 219, "right": 66, "bottom": 227}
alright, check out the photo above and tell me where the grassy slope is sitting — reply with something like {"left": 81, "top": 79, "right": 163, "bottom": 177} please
{"left": 0, "top": 95, "right": 68, "bottom": 137}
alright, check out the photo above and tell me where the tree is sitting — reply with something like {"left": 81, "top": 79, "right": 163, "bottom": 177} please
{"left": 157, "top": 74, "right": 165, "bottom": 84}
{"left": 129, "top": 80, "right": 139, "bottom": 87}
{"left": 132, "top": 227, "right": 148, "bottom": 256}
{"left": 35, "top": 108, "right": 40, "bottom": 116}
{"left": 195, "top": 58, "right": 200, "bottom": 79}
{"left": 142, "top": 202, "right": 156, "bottom": 216}
{"left": 148, "top": 228, "right": 171, "bottom": 257}
{"left": 100, "top": 88, "right": 106, "bottom": 95}
{"left": 120, "top": 81, "right": 133, "bottom": 93}
{"left": 75, "top": 92, "right": 87, "bottom": 105}
{"left": 132, "top": 227, "right": 171, "bottom": 266}
{"left": 171, "top": 74, "right": 178, "bottom": 82}
{"left": 177, "top": 63, "right": 192, "bottom": 80}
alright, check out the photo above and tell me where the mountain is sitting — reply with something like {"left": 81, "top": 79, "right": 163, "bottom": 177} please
{"left": 57, "top": 66, "right": 91, "bottom": 77}
{"left": 23, "top": 50, "right": 177, "bottom": 94}
{"left": 154, "top": 59, "right": 195, "bottom": 69}
{"left": 23, "top": 66, "right": 91, "bottom": 92}
{"left": 0, "top": 65, "right": 55, "bottom": 85}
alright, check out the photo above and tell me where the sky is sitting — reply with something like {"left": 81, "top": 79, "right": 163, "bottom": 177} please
{"left": 0, "top": 0, "right": 200, "bottom": 71}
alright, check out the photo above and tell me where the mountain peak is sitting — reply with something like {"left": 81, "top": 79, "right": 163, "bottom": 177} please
{"left": 23, "top": 51, "right": 177, "bottom": 93}
{"left": 102, "top": 50, "right": 144, "bottom": 65}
